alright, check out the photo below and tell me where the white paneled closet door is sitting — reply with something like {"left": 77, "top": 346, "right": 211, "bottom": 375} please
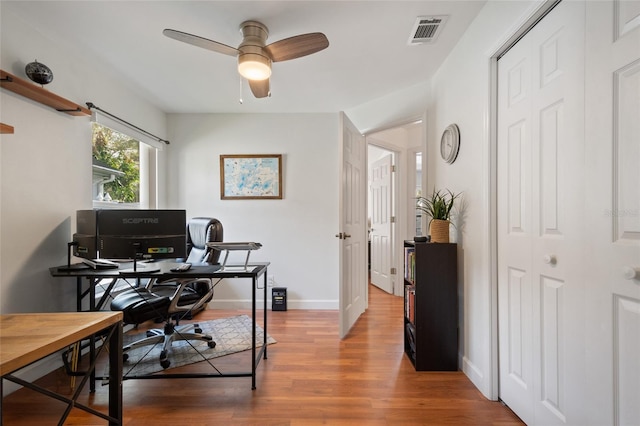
{"left": 497, "top": 1, "right": 587, "bottom": 425}
{"left": 584, "top": 1, "right": 640, "bottom": 425}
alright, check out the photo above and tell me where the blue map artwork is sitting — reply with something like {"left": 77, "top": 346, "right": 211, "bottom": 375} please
{"left": 223, "top": 156, "right": 280, "bottom": 197}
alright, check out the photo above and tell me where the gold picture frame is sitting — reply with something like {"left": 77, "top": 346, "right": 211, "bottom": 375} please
{"left": 220, "top": 154, "right": 283, "bottom": 200}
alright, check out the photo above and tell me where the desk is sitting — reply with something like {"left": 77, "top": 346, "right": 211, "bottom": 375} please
{"left": 50, "top": 261, "right": 269, "bottom": 390}
{"left": 0, "top": 312, "right": 123, "bottom": 425}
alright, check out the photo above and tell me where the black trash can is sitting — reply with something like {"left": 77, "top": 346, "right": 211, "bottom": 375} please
{"left": 272, "top": 287, "right": 287, "bottom": 311}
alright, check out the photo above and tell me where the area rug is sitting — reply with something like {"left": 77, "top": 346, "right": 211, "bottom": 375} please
{"left": 110, "top": 314, "right": 275, "bottom": 378}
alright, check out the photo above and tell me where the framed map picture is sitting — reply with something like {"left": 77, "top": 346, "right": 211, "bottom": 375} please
{"left": 220, "top": 154, "right": 283, "bottom": 200}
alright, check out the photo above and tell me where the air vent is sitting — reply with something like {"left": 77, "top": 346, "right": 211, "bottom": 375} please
{"left": 408, "top": 15, "right": 448, "bottom": 45}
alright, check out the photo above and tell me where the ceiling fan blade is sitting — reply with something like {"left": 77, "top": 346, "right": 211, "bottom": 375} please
{"left": 264, "top": 33, "right": 329, "bottom": 62}
{"left": 249, "top": 79, "right": 271, "bottom": 98}
{"left": 163, "top": 29, "right": 239, "bottom": 57}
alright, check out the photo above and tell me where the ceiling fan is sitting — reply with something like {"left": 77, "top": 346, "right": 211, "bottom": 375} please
{"left": 163, "top": 21, "right": 329, "bottom": 99}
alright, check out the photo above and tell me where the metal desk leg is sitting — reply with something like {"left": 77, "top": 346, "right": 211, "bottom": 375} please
{"left": 263, "top": 269, "right": 268, "bottom": 360}
{"left": 89, "top": 278, "right": 97, "bottom": 392}
{"left": 108, "top": 322, "right": 123, "bottom": 425}
{"left": 251, "top": 273, "right": 256, "bottom": 390}
{"left": 76, "top": 277, "right": 83, "bottom": 312}
{"left": 1, "top": 375, "right": 4, "bottom": 426}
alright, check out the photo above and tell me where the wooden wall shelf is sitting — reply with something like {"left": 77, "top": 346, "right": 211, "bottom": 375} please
{"left": 0, "top": 123, "right": 14, "bottom": 134}
{"left": 1, "top": 69, "right": 90, "bottom": 117}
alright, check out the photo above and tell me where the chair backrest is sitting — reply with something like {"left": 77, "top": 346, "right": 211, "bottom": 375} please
{"left": 185, "top": 217, "right": 223, "bottom": 264}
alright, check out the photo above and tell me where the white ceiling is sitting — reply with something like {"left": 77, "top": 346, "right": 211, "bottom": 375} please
{"left": 2, "top": 1, "right": 486, "bottom": 114}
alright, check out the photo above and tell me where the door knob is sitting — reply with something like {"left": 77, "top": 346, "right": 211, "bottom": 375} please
{"left": 543, "top": 254, "right": 557, "bottom": 265}
{"left": 335, "top": 232, "right": 344, "bottom": 239}
{"left": 623, "top": 266, "right": 640, "bottom": 280}
{"left": 344, "top": 233, "right": 351, "bottom": 239}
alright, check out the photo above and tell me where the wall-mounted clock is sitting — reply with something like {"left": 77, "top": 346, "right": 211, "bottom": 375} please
{"left": 440, "top": 124, "right": 460, "bottom": 164}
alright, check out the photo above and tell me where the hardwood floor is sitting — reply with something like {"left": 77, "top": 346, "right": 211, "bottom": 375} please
{"left": 2, "top": 285, "right": 523, "bottom": 425}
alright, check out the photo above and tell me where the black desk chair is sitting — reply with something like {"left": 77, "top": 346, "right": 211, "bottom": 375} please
{"left": 110, "top": 217, "right": 223, "bottom": 369}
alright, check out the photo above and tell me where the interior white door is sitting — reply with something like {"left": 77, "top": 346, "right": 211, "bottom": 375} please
{"left": 498, "top": 2, "right": 586, "bottom": 424}
{"left": 584, "top": 2, "right": 640, "bottom": 425}
{"left": 369, "top": 153, "right": 393, "bottom": 294}
{"left": 338, "top": 112, "right": 367, "bottom": 338}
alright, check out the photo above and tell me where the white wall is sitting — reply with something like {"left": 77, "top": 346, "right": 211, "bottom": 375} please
{"left": 346, "top": 81, "right": 430, "bottom": 134}
{"left": 0, "top": 7, "right": 168, "bottom": 315}
{"left": 426, "top": 0, "right": 540, "bottom": 398}
{"left": 166, "top": 113, "right": 340, "bottom": 309}
{"left": 367, "top": 145, "right": 391, "bottom": 163}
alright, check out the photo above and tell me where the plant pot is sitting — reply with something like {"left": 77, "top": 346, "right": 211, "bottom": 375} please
{"left": 429, "top": 219, "right": 450, "bottom": 243}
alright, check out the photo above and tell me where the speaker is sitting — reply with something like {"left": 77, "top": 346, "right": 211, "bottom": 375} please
{"left": 272, "top": 287, "right": 287, "bottom": 311}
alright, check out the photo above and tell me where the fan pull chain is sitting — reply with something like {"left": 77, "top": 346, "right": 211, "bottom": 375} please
{"left": 239, "top": 77, "right": 243, "bottom": 104}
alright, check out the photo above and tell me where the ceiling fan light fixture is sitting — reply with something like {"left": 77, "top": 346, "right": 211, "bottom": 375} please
{"left": 164, "top": 20, "right": 328, "bottom": 98}
{"left": 238, "top": 53, "right": 271, "bottom": 81}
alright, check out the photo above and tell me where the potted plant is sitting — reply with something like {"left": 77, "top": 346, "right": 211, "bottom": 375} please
{"left": 416, "top": 189, "right": 460, "bottom": 243}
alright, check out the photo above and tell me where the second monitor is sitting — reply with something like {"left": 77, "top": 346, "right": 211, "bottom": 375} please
{"left": 74, "top": 209, "right": 187, "bottom": 262}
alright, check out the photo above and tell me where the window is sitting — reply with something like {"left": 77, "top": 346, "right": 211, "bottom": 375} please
{"left": 91, "top": 123, "right": 157, "bottom": 209}
{"left": 415, "top": 152, "right": 423, "bottom": 236}
{"left": 92, "top": 123, "right": 140, "bottom": 206}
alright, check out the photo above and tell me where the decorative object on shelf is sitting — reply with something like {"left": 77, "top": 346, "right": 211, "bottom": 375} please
{"left": 416, "top": 189, "right": 461, "bottom": 243}
{"left": 25, "top": 60, "right": 54, "bottom": 85}
{"left": 430, "top": 219, "right": 450, "bottom": 243}
{"left": 440, "top": 123, "right": 460, "bottom": 164}
{"left": 1, "top": 69, "right": 90, "bottom": 117}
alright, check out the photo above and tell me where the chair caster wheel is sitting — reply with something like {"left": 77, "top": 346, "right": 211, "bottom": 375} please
{"left": 208, "top": 341, "right": 216, "bottom": 348}
{"left": 195, "top": 327, "right": 203, "bottom": 333}
{"left": 160, "top": 350, "right": 170, "bottom": 369}
{"left": 123, "top": 353, "right": 129, "bottom": 362}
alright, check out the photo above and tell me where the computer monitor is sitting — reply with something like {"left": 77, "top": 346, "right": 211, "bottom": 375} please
{"left": 73, "top": 209, "right": 187, "bottom": 263}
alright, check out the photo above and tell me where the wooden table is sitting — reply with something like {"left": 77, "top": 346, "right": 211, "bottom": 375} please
{"left": 1, "top": 312, "right": 123, "bottom": 425}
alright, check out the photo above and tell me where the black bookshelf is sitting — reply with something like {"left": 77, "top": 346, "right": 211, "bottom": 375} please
{"left": 403, "top": 241, "right": 458, "bottom": 371}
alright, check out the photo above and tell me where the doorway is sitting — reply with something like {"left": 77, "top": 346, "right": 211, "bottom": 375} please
{"left": 366, "top": 120, "right": 423, "bottom": 297}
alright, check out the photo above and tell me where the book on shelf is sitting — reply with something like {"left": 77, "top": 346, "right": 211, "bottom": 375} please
{"left": 404, "top": 284, "right": 416, "bottom": 324}
{"left": 404, "top": 246, "right": 415, "bottom": 282}
{"left": 405, "top": 322, "right": 416, "bottom": 359}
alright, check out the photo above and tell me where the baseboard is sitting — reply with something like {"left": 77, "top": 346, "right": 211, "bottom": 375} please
{"left": 208, "top": 299, "right": 339, "bottom": 310}
{"left": 462, "top": 355, "right": 494, "bottom": 400}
